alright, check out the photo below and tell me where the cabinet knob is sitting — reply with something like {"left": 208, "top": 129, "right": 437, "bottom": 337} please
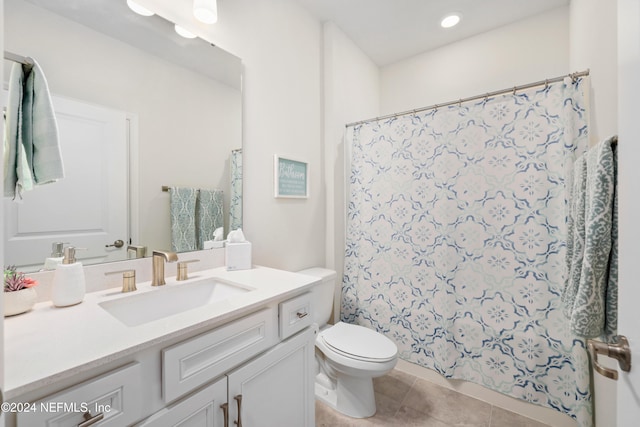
{"left": 78, "top": 411, "right": 104, "bottom": 427}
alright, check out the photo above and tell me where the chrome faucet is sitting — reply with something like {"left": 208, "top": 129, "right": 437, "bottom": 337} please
{"left": 151, "top": 250, "right": 178, "bottom": 286}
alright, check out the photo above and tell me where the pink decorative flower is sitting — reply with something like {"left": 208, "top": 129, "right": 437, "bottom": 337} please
{"left": 4, "top": 265, "right": 38, "bottom": 292}
{"left": 22, "top": 277, "right": 39, "bottom": 288}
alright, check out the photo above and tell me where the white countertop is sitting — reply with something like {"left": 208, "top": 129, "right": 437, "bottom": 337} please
{"left": 4, "top": 266, "right": 319, "bottom": 399}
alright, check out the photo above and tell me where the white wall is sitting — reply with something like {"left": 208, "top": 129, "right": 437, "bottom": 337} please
{"left": 322, "top": 22, "right": 380, "bottom": 290}
{"left": 142, "top": 0, "right": 326, "bottom": 271}
{"left": 571, "top": 0, "right": 618, "bottom": 147}
{"left": 380, "top": 7, "right": 570, "bottom": 115}
{"left": 4, "top": 0, "right": 241, "bottom": 252}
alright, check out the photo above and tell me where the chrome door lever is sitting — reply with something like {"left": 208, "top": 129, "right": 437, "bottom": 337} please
{"left": 587, "top": 335, "right": 631, "bottom": 380}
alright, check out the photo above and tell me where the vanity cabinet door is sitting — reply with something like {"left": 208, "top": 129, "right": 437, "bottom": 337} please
{"left": 15, "top": 363, "right": 142, "bottom": 427}
{"left": 227, "top": 326, "right": 316, "bottom": 427}
{"left": 162, "top": 308, "right": 278, "bottom": 403}
{"left": 135, "top": 378, "right": 227, "bottom": 427}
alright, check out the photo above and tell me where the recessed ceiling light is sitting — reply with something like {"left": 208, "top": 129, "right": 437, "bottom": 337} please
{"left": 126, "top": 0, "right": 154, "bottom": 17}
{"left": 174, "top": 24, "right": 197, "bottom": 39}
{"left": 441, "top": 13, "right": 461, "bottom": 28}
{"left": 194, "top": 0, "right": 218, "bottom": 24}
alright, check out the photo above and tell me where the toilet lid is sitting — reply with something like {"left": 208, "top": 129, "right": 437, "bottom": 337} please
{"left": 321, "top": 322, "right": 397, "bottom": 362}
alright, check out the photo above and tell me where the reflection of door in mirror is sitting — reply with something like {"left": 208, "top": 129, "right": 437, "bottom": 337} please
{"left": 4, "top": 0, "right": 243, "bottom": 271}
{"left": 3, "top": 95, "right": 129, "bottom": 272}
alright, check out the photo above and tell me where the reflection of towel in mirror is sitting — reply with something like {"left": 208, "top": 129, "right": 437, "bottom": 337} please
{"left": 170, "top": 187, "right": 198, "bottom": 252}
{"left": 563, "top": 137, "right": 618, "bottom": 338}
{"left": 4, "top": 62, "right": 30, "bottom": 198}
{"left": 197, "top": 189, "right": 224, "bottom": 250}
{"left": 4, "top": 59, "right": 64, "bottom": 198}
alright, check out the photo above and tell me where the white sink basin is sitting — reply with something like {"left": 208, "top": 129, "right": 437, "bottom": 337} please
{"left": 99, "top": 278, "right": 252, "bottom": 326}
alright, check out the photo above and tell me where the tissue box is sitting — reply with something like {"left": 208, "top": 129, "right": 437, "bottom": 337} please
{"left": 225, "top": 241, "right": 252, "bottom": 270}
{"left": 204, "top": 239, "right": 226, "bottom": 249}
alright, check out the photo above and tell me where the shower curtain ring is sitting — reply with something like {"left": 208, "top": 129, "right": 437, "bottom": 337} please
{"left": 512, "top": 86, "right": 517, "bottom": 95}
{"left": 545, "top": 79, "right": 549, "bottom": 89}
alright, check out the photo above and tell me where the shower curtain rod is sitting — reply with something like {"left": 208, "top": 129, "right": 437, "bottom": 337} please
{"left": 345, "top": 69, "right": 590, "bottom": 127}
{"left": 3, "top": 50, "right": 33, "bottom": 66}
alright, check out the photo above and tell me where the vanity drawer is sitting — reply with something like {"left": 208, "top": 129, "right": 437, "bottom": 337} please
{"left": 279, "top": 292, "right": 313, "bottom": 339}
{"left": 162, "top": 307, "right": 278, "bottom": 403}
{"left": 16, "top": 362, "right": 142, "bottom": 427}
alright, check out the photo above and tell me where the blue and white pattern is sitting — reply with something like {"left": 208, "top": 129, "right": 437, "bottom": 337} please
{"left": 169, "top": 187, "right": 198, "bottom": 252}
{"left": 343, "top": 79, "right": 591, "bottom": 425}
{"left": 169, "top": 187, "right": 225, "bottom": 252}
{"left": 197, "top": 189, "right": 224, "bottom": 250}
{"left": 229, "top": 149, "right": 243, "bottom": 231}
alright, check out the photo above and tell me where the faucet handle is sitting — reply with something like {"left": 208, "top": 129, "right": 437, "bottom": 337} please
{"left": 152, "top": 250, "right": 178, "bottom": 262}
{"left": 105, "top": 269, "right": 137, "bottom": 293}
{"left": 127, "top": 245, "right": 147, "bottom": 258}
{"left": 177, "top": 259, "right": 200, "bottom": 281}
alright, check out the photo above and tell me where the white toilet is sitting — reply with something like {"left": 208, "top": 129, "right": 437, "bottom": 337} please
{"left": 298, "top": 268, "right": 398, "bottom": 418}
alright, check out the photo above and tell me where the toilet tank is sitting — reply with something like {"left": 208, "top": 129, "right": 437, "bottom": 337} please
{"left": 297, "top": 268, "right": 337, "bottom": 326}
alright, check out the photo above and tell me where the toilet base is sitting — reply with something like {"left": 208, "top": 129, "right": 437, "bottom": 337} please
{"left": 315, "top": 372, "right": 376, "bottom": 418}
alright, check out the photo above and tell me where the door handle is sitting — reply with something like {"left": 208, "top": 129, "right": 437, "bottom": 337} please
{"left": 105, "top": 239, "right": 125, "bottom": 248}
{"left": 587, "top": 335, "right": 631, "bottom": 380}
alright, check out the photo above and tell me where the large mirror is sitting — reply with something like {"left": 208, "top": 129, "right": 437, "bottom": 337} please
{"left": 3, "top": 0, "right": 243, "bottom": 272}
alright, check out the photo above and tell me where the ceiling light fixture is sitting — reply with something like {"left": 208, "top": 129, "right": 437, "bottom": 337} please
{"left": 193, "top": 0, "right": 218, "bottom": 24}
{"left": 440, "top": 13, "right": 461, "bottom": 28}
{"left": 126, "top": 0, "right": 154, "bottom": 17}
{"left": 174, "top": 24, "right": 197, "bottom": 39}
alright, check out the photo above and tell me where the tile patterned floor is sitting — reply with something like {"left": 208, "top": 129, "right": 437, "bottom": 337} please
{"left": 316, "top": 369, "right": 551, "bottom": 427}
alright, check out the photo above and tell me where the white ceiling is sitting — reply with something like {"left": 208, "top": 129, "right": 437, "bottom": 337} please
{"left": 291, "top": 0, "right": 570, "bottom": 66}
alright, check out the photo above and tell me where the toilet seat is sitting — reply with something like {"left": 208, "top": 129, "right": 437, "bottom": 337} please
{"left": 320, "top": 322, "right": 397, "bottom": 363}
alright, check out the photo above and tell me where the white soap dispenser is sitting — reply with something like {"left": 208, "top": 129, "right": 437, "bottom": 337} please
{"left": 44, "top": 242, "right": 66, "bottom": 270}
{"left": 51, "top": 246, "right": 86, "bottom": 307}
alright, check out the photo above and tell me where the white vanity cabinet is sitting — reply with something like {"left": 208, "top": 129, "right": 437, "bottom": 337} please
{"left": 137, "top": 326, "right": 316, "bottom": 427}
{"left": 134, "top": 378, "right": 228, "bottom": 426}
{"left": 15, "top": 363, "right": 144, "bottom": 427}
{"left": 4, "top": 268, "right": 318, "bottom": 427}
{"left": 226, "top": 325, "right": 316, "bottom": 427}
{"left": 139, "top": 294, "right": 315, "bottom": 427}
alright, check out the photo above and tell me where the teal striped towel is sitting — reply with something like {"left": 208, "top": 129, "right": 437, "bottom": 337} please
{"left": 196, "top": 189, "right": 224, "bottom": 250}
{"left": 169, "top": 187, "right": 198, "bottom": 252}
{"left": 563, "top": 136, "right": 618, "bottom": 338}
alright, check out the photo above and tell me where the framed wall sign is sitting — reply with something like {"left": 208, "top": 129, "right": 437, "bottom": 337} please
{"left": 274, "top": 155, "right": 309, "bottom": 198}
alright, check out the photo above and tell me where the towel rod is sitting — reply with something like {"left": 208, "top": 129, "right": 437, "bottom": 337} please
{"left": 162, "top": 186, "right": 170, "bottom": 192}
{"left": 3, "top": 50, "right": 33, "bottom": 66}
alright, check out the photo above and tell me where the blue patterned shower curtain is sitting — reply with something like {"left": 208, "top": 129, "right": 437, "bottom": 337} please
{"left": 343, "top": 78, "right": 591, "bottom": 425}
